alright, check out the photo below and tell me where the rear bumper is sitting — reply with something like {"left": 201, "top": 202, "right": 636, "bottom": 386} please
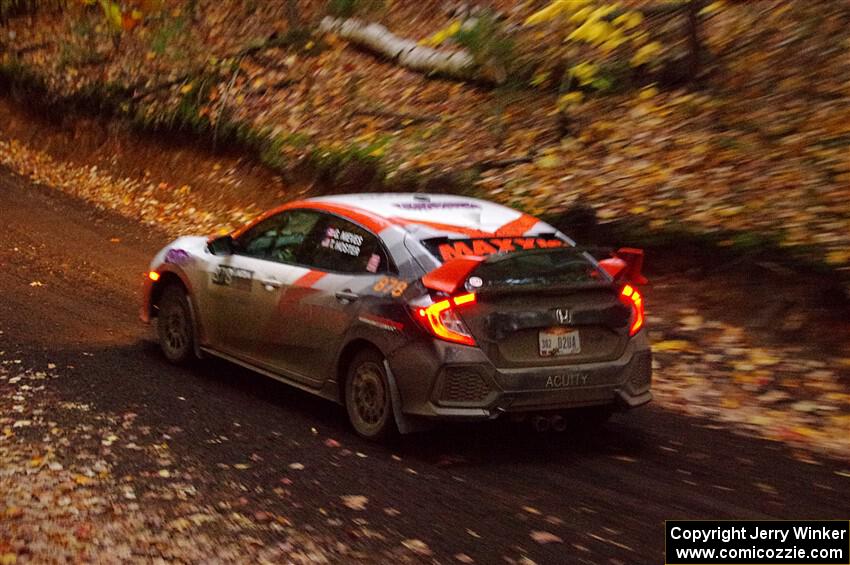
{"left": 389, "top": 332, "right": 652, "bottom": 421}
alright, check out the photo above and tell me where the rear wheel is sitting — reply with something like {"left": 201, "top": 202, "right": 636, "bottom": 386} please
{"left": 156, "top": 284, "right": 195, "bottom": 364}
{"left": 345, "top": 350, "right": 397, "bottom": 441}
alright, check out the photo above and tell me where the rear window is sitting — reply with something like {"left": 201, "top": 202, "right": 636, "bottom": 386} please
{"left": 470, "top": 248, "right": 606, "bottom": 289}
{"left": 421, "top": 236, "right": 566, "bottom": 263}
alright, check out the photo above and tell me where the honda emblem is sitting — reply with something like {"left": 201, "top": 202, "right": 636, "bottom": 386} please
{"left": 555, "top": 308, "right": 572, "bottom": 324}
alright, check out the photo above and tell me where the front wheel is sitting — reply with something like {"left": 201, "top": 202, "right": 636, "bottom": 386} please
{"left": 156, "top": 284, "right": 196, "bottom": 364}
{"left": 345, "top": 350, "right": 397, "bottom": 441}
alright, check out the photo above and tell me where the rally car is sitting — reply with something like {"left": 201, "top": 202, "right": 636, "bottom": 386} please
{"left": 141, "top": 193, "right": 652, "bottom": 439}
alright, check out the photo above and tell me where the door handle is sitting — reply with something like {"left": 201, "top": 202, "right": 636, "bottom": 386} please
{"left": 260, "top": 278, "right": 281, "bottom": 290}
{"left": 335, "top": 290, "right": 359, "bottom": 303}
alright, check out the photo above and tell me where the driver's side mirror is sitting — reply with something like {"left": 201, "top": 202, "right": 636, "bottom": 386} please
{"left": 208, "top": 234, "right": 235, "bottom": 256}
{"left": 599, "top": 247, "right": 647, "bottom": 284}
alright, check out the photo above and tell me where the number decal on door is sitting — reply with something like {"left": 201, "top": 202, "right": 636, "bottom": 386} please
{"left": 373, "top": 276, "right": 408, "bottom": 298}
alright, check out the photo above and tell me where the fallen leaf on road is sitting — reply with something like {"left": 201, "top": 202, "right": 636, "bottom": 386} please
{"left": 530, "top": 531, "right": 563, "bottom": 544}
{"left": 402, "top": 539, "right": 432, "bottom": 556}
{"left": 341, "top": 495, "right": 368, "bottom": 511}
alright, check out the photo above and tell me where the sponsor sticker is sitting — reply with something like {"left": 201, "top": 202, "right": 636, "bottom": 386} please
{"left": 212, "top": 265, "right": 253, "bottom": 290}
{"left": 366, "top": 253, "right": 381, "bottom": 273}
{"left": 426, "top": 237, "right": 565, "bottom": 262}
{"left": 394, "top": 202, "right": 480, "bottom": 211}
{"left": 165, "top": 248, "right": 193, "bottom": 265}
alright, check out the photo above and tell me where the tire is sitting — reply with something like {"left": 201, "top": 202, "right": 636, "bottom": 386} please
{"left": 156, "top": 284, "right": 196, "bottom": 364}
{"left": 344, "top": 349, "right": 397, "bottom": 441}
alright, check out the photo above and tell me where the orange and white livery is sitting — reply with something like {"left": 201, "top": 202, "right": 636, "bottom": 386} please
{"left": 142, "top": 193, "right": 652, "bottom": 440}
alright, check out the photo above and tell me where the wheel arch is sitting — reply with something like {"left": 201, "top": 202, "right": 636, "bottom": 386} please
{"left": 335, "top": 338, "right": 417, "bottom": 434}
{"left": 149, "top": 272, "right": 188, "bottom": 317}
{"left": 335, "top": 338, "right": 384, "bottom": 403}
{"left": 148, "top": 269, "right": 204, "bottom": 358}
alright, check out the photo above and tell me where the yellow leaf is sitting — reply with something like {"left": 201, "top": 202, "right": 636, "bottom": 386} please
{"left": 570, "top": 62, "right": 598, "bottom": 86}
{"left": 180, "top": 83, "right": 194, "bottom": 95}
{"left": 700, "top": 1, "right": 726, "bottom": 15}
{"left": 631, "top": 41, "right": 663, "bottom": 67}
{"left": 526, "top": 0, "right": 585, "bottom": 26}
{"left": 422, "top": 20, "right": 462, "bottom": 46}
{"left": 653, "top": 340, "right": 691, "bottom": 352}
{"left": 613, "top": 11, "right": 644, "bottom": 30}
{"left": 825, "top": 250, "right": 849, "bottom": 265}
{"left": 567, "top": 20, "right": 616, "bottom": 45}
{"left": 638, "top": 85, "right": 658, "bottom": 100}
{"left": 568, "top": 6, "right": 593, "bottom": 24}
{"left": 535, "top": 152, "right": 562, "bottom": 169}
{"left": 791, "top": 426, "right": 816, "bottom": 438}
{"left": 557, "top": 91, "right": 584, "bottom": 109}
{"left": 721, "top": 398, "right": 740, "bottom": 409}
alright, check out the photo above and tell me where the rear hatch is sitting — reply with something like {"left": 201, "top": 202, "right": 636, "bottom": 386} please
{"left": 455, "top": 248, "right": 631, "bottom": 369}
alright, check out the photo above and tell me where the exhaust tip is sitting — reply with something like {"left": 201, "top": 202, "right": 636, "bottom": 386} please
{"left": 551, "top": 415, "right": 567, "bottom": 432}
{"left": 532, "top": 416, "right": 550, "bottom": 433}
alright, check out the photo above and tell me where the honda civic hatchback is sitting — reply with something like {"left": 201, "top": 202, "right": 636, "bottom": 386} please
{"left": 141, "top": 193, "right": 652, "bottom": 439}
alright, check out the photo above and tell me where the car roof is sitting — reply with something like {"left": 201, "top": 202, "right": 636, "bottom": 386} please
{"left": 307, "top": 193, "right": 554, "bottom": 239}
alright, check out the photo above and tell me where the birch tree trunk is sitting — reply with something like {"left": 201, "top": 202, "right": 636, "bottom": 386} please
{"left": 319, "top": 17, "right": 476, "bottom": 80}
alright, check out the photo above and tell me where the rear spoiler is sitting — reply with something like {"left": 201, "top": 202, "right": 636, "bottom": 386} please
{"left": 421, "top": 256, "right": 485, "bottom": 294}
{"left": 599, "top": 247, "right": 648, "bottom": 285}
{"left": 421, "top": 247, "right": 647, "bottom": 294}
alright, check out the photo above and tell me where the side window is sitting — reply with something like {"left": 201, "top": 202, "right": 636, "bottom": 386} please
{"left": 236, "top": 210, "right": 321, "bottom": 263}
{"left": 298, "top": 214, "right": 390, "bottom": 274}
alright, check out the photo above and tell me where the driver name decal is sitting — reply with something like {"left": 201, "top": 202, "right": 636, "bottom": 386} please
{"left": 322, "top": 227, "right": 364, "bottom": 256}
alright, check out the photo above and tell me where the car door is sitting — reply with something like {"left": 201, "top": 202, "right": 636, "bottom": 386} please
{"left": 254, "top": 212, "right": 395, "bottom": 386}
{"left": 201, "top": 210, "right": 322, "bottom": 361}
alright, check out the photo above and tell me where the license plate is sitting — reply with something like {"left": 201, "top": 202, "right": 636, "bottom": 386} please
{"left": 539, "top": 328, "right": 581, "bottom": 357}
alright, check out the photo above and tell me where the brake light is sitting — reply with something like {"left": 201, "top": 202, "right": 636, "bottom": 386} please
{"left": 415, "top": 293, "right": 477, "bottom": 346}
{"left": 148, "top": 271, "right": 161, "bottom": 282}
{"left": 620, "top": 284, "right": 644, "bottom": 336}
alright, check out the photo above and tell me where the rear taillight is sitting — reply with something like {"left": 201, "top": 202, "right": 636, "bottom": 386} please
{"left": 620, "top": 284, "right": 644, "bottom": 336}
{"left": 414, "top": 292, "right": 477, "bottom": 346}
